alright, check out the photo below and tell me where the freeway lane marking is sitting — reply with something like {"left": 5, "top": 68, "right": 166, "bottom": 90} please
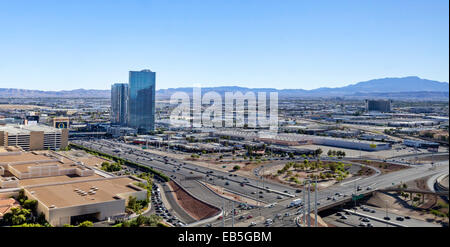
{"left": 340, "top": 177, "right": 362, "bottom": 186}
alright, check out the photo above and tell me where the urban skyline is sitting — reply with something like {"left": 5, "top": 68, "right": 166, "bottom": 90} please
{"left": 0, "top": 0, "right": 448, "bottom": 240}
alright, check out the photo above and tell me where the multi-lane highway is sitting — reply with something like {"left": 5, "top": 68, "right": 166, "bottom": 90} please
{"left": 71, "top": 139, "right": 449, "bottom": 227}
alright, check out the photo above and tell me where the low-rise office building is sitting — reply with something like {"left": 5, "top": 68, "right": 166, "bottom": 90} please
{"left": 0, "top": 124, "right": 68, "bottom": 151}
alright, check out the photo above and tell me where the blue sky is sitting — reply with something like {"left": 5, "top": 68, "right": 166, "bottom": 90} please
{"left": 0, "top": 0, "right": 448, "bottom": 90}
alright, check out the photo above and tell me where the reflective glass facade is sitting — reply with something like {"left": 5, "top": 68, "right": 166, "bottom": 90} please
{"left": 111, "top": 83, "right": 129, "bottom": 126}
{"left": 128, "top": 70, "right": 156, "bottom": 132}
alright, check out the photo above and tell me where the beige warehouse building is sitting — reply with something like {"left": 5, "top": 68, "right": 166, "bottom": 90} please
{"left": 24, "top": 176, "right": 147, "bottom": 226}
{"left": 0, "top": 146, "right": 147, "bottom": 226}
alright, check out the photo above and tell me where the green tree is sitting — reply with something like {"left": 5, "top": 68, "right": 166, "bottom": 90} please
{"left": 77, "top": 221, "right": 94, "bottom": 227}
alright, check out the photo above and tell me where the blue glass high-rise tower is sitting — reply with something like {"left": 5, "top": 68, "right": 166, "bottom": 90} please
{"left": 128, "top": 69, "right": 156, "bottom": 132}
{"left": 111, "top": 83, "right": 129, "bottom": 126}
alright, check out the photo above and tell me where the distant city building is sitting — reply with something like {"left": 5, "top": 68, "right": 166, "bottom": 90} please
{"left": 106, "top": 126, "right": 137, "bottom": 138}
{"left": 0, "top": 124, "right": 68, "bottom": 151}
{"left": 403, "top": 139, "right": 439, "bottom": 150}
{"left": 128, "top": 69, "right": 156, "bottom": 133}
{"left": 24, "top": 115, "right": 39, "bottom": 126}
{"left": 111, "top": 83, "right": 129, "bottom": 126}
{"left": 53, "top": 117, "right": 70, "bottom": 129}
{"left": 365, "top": 99, "right": 392, "bottom": 112}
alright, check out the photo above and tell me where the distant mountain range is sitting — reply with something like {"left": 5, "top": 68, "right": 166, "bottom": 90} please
{"left": 0, "top": 76, "right": 448, "bottom": 100}
{"left": 0, "top": 88, "right": 111, "bottom": 98}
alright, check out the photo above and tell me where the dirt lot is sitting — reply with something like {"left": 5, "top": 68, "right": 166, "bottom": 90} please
{"left": 167, "top": 181, "right": 220, "bottom": 221}
{"left": 352, "top": 160, "right": 409, "bottom": 174}
{"left": 261, "top": 160, "right": 354, "bottom": 189}
{"left": 355, "top": 165, "right": 375, "bottom": 176}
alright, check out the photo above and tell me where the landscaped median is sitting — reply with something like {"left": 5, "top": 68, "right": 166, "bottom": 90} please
{"left": 68, "top": 143, "right": 170, "bottom": 182}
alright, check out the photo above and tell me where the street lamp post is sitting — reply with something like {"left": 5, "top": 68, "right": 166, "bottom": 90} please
{"left": 303, "top": 182, "right": 306, "bottom": 226}
{"left": 307, "top": 181, "right": 311, "bottom": 227}
{"left": 314, "top": 178, "right": 318, "bottom": 227}
{"left": 385, "top": 201, "right": 388, "bottom": 227}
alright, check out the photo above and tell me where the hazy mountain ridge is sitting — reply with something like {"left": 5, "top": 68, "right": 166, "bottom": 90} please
{"left": 0, "top": 76, "right": 448, "bottom": 99}
{"left": 0, "top": 88, "right": 111, "bottom": 98}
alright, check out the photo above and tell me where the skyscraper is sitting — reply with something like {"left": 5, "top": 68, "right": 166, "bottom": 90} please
{"left": 111, "top": 83, "right": 129, "bottom": 126}
{"left": 128, "top": 69, "right": 156, "bottom": 132}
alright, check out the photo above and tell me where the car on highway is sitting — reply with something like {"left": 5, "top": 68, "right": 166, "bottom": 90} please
{"left": 246, "top": 215, "right": 253, "bottom": 219}
{"left": 295, "top": 189, "right": 302, "bottom": 193}
{"left": 284, "top": 212, "right": 290, "bottom": 217}
{"left": 340, "top": 215, "right": 348, "bottom": 220}
{"left": 396, "top": 216, "right": 404, "bottom": 221}
{"left": 359, "top": 222, "right": 367, "bottom": 227}
{"left": 249, "top": 222, "right": 256, "bottom": 227}
{"left": 277, "top": 195, "right": 283, "bottom": 199}
{"left": 361, "top": 218, "right": 370, "bottom": 222}
{"left": 225, "top": 182, "right": 229, "bottom": 185}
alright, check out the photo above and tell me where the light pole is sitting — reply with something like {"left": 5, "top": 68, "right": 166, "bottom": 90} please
{"left": 385, "top": 201, "right": 388, "bottom": 227}
{"left": 314, "top": 178, "right": 318, "bottom": 227}
{"left": 222, "top": 198, "right": 225, "bottom": 227}
{"left": 232, "top": 201, "right": 235, "bottom": 227}
{"left": 307, "top": 180, "right": 311, "bottom": 227}
{"left": 303, "top": 181, "right": 306, "bottom": 226}
{"left": 261, "top": 165, "right": 265, "bottom": 189}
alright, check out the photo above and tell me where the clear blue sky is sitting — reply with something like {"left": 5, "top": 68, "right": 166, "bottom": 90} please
{"left": 0, "top": 0, "right": 448, "bottom": 90}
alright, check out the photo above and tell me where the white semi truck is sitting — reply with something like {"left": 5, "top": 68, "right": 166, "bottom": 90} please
{"left": 287, "top": 199, "right": 302, "bottom": 208}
